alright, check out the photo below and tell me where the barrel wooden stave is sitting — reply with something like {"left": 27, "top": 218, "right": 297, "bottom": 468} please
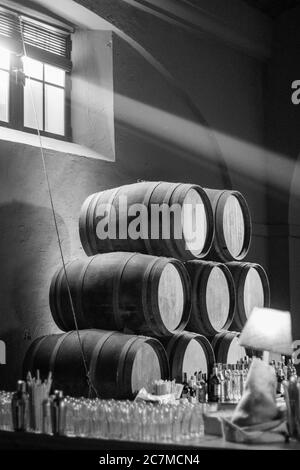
{"left": 204, "top": 189, "right": 252, "bottom": 262}
{"left": 79, "top": 181, "right": 214, "bottom": 261}
{"left": 185, "top": 260, "right": 235, "bottom": 336}
{"left": 226, "top": 262, "right": 270, "bottom": 331}
{"left": 211, "top": 331, "right": 246, "bottom": 364}
{"left": 49, "top": 252, "right": 191, "bottom": 337}
{"left": 162, "top": 331, "right": 215, "bottom": 382}
{"left": 23, "top": 330, "right": 170, "bottom": 399}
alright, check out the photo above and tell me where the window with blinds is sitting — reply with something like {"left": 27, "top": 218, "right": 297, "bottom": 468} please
{"left": 0, "top": 6, "right": 72, "bottom": 139}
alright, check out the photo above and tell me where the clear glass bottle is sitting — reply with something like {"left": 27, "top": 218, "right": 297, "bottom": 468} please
{"left": 276, "top": 366, "right": 285, "bottom": 396}
{"left": 223, "top": 365, "right": 232, "bottom": 402}
{"left": 208, "top": 365, "right": 221, "bottom": 402}
{"left": 231, "top": 364, "right": 239, "bottom": 401}
{"left": 181, "top": 372, "right": 190, "bottom": 399}
{"left": 11, "top": 380, "right": 29, "bottom": 432}
{"left": 50, "top": 390, "right": 66, "bottom": 436}
{"left": 217, "top": 364, "right": 225, "bottom": 402}
{"left": 238, "top": 363, "right": 244, "bottom": 398}
{"left": 196, "top": 372, "right": 206, "bottom": 403}
{"left": 202, "top": 373, "right": 208, "bottom": 402}
{"left": 189, "top": 376, "right": 197, "bottom": 403}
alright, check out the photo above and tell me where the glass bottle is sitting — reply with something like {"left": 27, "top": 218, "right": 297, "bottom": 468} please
{"left": 223, "top": 365, "right": 232, "bottom": 402}
{"left": 11, "top": 380, "right": 29, "bottom": 432}
{"left": 202, "top": 373, "right": 208, "bottom": 402}
{"left": 197, "top": 372, "right": 206, "bottom": 403}
{"left": 208, "top": 365, "right": 221, "bottom": 402}
{"left": 189, "top": 376, "right": 197, "bottom": 404}
{"left": 181, "top": 372, "right": 190, "bottom": 400}
{"left": 231, "top": 364, "right": 238, "bottom": 401}
{"left": 50, "top": 390, "right": 66, "bottom": 436}
{"left": 217, "top": 364, "right": 225, "bottom": 402}
{"left": 276, "top": 366, "right": 285, "bottom": 396}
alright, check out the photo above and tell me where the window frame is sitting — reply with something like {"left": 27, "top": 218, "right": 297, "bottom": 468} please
{"left": 0, "top": 50, "right": 11, "bottom": 124}
{"left": 22, "top": 60, "right": 72, "bottom": 141}
{"left": 0, "top": 10, "right": 72, "bottom": 141}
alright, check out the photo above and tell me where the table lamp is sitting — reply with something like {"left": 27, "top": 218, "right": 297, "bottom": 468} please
{"left": 225, "top": 307, "right": 293, "bottom": 438}
{"left": 239, "top": 307, "right": 293, "bottom": 362}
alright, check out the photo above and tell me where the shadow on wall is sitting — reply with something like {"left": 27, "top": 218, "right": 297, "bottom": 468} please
{"left": 112, "top": 34, "right": 231, "bottom": 190}
{"left": 289, "top": 156, "right": 300, "bottom": 342}
{"left": 0, "top": 201, "right": 68, "bottom": 390}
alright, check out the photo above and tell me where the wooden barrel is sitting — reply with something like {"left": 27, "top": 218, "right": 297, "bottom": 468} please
{"left": 50, "top": 252, "right": 191, "bottom": 337}
{"left": 162, "top": 332, "right": 215, "bottom": 382}
{"left": 23, "top": 330, "right": 169, "bottom": 399}
{"left": 211, "top": 331, "right": 246, "bottom": 364}
{"left": 226, "top": 262, "right": 270, "bottom": 331}
{"left": 185, "top": 261, "right": 235, "bottom": 336}
{"left": 204, "top": 189, "right": 252, "bottom": 262}
{"left": 79, "top": 181, "right": 214, "bottom": 261}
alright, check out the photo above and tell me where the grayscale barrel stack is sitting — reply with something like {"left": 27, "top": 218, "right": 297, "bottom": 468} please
{"left": 24, "top": 181, "right": 270, "bottom": 399}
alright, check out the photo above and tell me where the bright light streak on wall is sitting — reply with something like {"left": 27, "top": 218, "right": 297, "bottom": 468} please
{"left": 113, "top": 93, "right": 295, "bottom": 193}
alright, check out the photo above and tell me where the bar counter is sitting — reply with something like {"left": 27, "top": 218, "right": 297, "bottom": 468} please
{"left": 0, "top": 430, "right": 299, "bottom": 450}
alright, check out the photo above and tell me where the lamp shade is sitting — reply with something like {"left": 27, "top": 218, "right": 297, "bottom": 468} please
{"left": 239, "top": 307, "right": 293, "bottom": 355}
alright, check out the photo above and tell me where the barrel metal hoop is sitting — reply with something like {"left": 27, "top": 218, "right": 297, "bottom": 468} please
{"left": 77, "top": 256, "right": 97, "bottom": 328}
{"left": 236, "top": 264, "right": 251, "bottom": 326}
{"left": 234, "top": 191, "right": 252, "bottom": 260}
{"left": 49, "top": 266, "right": 68, "bottom": 331}
{"left": 24, "top": 336, "right": 46, "bottom": 376}
{"left": 202, "top": 335, "right": 216, "bottom": 371}
{"left": 89, "top": 331, "right": 117, "bottom": 395}
{"left": 142, "top": 257, "right": 167, "bottom": 336}
{"left": 170, "top": 258, "right": 191, "bottom": 332}
{"left": 142, "top": 181, "right": 162, "bottom": 254}
{"left": 144, "top": 337, "right": 170, "bottom": 380}
{"left": 203, "top": 261, "right": 234, "bottom": 333}
{"left": 219, "top": 264, "right": 236, "bottom": 331}
{"left": 112, "top": 252, "right": 138, "bottom": 330}
{"left": 49, "top": 331, "right": 74, "bottom": 374}
{"left": 214, "top": 191, "right": 231, "bottom": 261}
{"left": 211, "top": 331, "right": 226, "bottom": 362}
{"left": 53, "top": 265, "right": 73, "bottom": 331}
{"left": 214, "top": 332, "right": 228, "bottom": 363}
{"left": 117, "top": 336, "right": 139, "bottom": 395}
{"left": 166, "top": 333, "right": 190, "bottom": 379}
{"left": 248, "top": 263, "right": 271, "bottom": 308}
{"left": 215, "top": 191, "right": 251, "bottom": 262}
{"left": 172, "top": 184, "right": 214, "bottom": 260}
{"left": 226, "top": 262, "right": 249, "bottom": 330}
{"left": 101, "top": 186, "right": 123, "bottom": 252}
{"left": 88, "top": 193, "right": 102, "bottom": 254}
{"left": 197, "top": 263, "right": 217, "bottom": 335}
{"left": 194, "top": 333, "right": 216, "bottom": 373}
{"left": 170, "top": 183, "right": 194, "bottom": 259}
{"left": 161, "top": 183, "right": 183, "bottom": 259}
{"left": 218, "top": 331, "right": 239, "bottom": 363}
{"left": 240, "top": 263, "right": 270, "bottom": 325}
{"left": 79, "top": 193, "right": 97, "bottom": 255}
{"left": 193, "top": 186, "right": 215, "bottom": 259}
{"left": 165, "top": 333, "right": 181, "bottom": 359}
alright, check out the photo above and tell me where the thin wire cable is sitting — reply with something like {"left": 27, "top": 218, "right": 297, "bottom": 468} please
{"left": 19, "top": 18, "right": 98, "bottom": 398}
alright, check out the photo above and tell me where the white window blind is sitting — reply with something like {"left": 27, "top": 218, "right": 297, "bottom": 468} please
{"left": 0, "top": 7, "right": 72, "bottom": 71}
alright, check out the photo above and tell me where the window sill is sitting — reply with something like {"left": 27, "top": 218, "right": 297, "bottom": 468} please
{"left": 0, "top": 126, "right": 113, "bottom": 161}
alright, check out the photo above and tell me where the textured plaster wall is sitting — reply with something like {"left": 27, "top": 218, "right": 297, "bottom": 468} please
{"left": 0, "top": 0, "right": 269, "bottom": 388}
{"left": 264, "top": 7, "right": 300, "bottom": 341}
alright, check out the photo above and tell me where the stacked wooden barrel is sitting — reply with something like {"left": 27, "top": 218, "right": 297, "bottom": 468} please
{"left": 24, "top": 181, "right": 271, "bottom": 398}
{"left": 201, "top": 188, "right": 270, "bottom": 363}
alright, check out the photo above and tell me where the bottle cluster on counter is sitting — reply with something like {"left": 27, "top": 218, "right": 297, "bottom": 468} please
{"left": 181, "top": 357, "right": 251, "bottom": 404}
{"left": 8, "top": 372, "right": 66, "bottom": 435}
{"left": 270, "top": 358, "right": 297, "bottom": 395}
{"left": 0, "top": 356, "right": 298, "bottom": 439}
{"left": 179, "top": 356, "right": 297, "bottom": 404}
